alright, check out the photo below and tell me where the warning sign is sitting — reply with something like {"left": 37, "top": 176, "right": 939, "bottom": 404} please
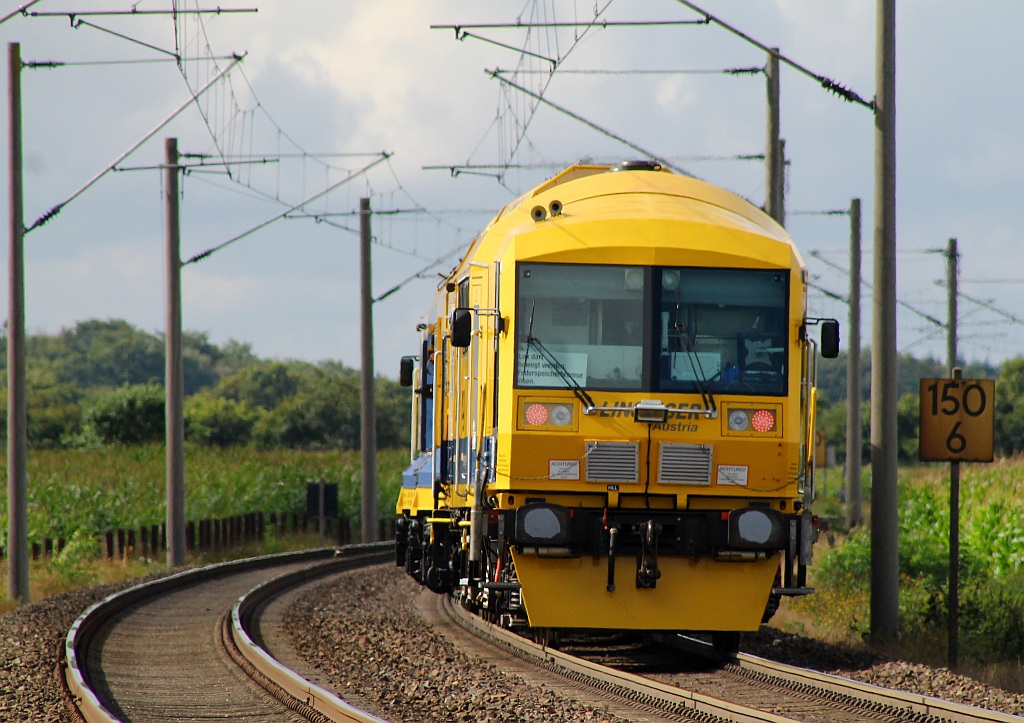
{"left": 919, "top": 378, "right": 995, "bottom": 462}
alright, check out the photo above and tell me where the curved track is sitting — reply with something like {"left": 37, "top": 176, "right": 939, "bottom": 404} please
{"left": 443, "top": 597, "right": 1024, "bottom": 723}
{"left": 63, "top": 544, "right": 392, "bottom": 722}
{"left": 646, "top": 634, "right": 1024, "bottom": 723}
{"left": 63, "top": 549, "right": 1024, "bottom": 723}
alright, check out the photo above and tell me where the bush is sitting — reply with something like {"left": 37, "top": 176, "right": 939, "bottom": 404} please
{"left": 83, "top": 384, "right": 165, "bottom": 445}
{"left": 253, "top": 375, "right": 360, "bottom": 450}
{"left": 810, "top": 471, "right": 1024, "bottom": 662}
{"left": 961, "top": 570, "right": 1024, "bottom": 661}
{"left": 51, "top": 529, "right": 103, "bottom": 585}
{"left": 186, "top": 395, "right": 260, "bottom": 447}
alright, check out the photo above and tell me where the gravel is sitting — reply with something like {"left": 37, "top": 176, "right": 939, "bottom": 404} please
{"left": 743, "top": 626, "right": 1024, "bottom": 716}
{"left": 2, "top": 562, "right": 1022, "bottom": 721}
{"left": 0, "top": 579, "right": 141, "bottom": 722}
{"left": 285, "top": 566, "right": 625, "bottom": 722}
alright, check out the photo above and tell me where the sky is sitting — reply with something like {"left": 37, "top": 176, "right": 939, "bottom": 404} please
{"left": 0, "top": 0, "right": 1022, "bottom": 376}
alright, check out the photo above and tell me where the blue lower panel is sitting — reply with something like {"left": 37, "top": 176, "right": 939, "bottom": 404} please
{"left": 401, "top": 453, "right": 433, "bottom": 489}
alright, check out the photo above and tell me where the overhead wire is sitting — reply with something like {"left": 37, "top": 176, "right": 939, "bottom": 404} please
{"left": 25, "top": 54, "right": 245, "bottom": 233}
{"left": 672, "top": 0, "right": 875, "bottom": 111}
{"left": 0, "top": 0, "right": 45, "bottom": 26}
{"left": 486, "top": 69, "right": 691, "bottom": 177}
{"left": 181, "top": 153, "right": 392, "bottom": 266}
{"left": 458, "top": 0, "right": 617, "bottom": 174}
{"left": 809, "top": 250, "right": 944, "bottom": 327}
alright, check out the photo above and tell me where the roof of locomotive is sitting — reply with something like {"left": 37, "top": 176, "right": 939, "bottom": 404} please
{"left": 447, "top": 162, "right": 802, "bottom": 282}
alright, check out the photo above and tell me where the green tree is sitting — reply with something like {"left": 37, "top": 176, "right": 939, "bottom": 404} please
{"left": 180, "top": 330, "right": 223, "bottom": 393}
{"left": 27, "top": 381, "right": 82, "bottom": 447}
{"left": 994, "top": 357, "right": 1024, "bottom": 455}
{"left": 185, "top": 394, "right": 261, "bottom": 447}
{"left": 254, "top": 373, "right": 361, "bottom": 449}
{"left": 84, "top": 384, "right": 165, "bottom": 445}
{"left": 895, "top": 392, "right": 920, "bottom": 463}
{"left": 375, "top": 377, "right": 412, "bottom": 449}
{"left": 55, "top": 320, "right": 165, "bottom": 388}
{"left": 214, "top": 339, "right": 261, "bottom": 378}
{"left": 214, "top": 362, "right": 302, "bottom": 410}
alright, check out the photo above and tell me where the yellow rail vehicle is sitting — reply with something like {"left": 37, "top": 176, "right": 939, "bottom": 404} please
{"left": 396, "top": 161, "right": 839, "bottom": 644}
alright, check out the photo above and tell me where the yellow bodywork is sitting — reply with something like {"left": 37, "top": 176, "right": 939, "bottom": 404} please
{"left": 511, "top": 550, "right": 778, "bottom": 630}
{"left": 397, "top": 163, "right": 819, "bottom": 634}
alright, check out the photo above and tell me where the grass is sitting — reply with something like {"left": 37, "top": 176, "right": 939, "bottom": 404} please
{"left": 0, "top": 528, "right": 335, "bottom": 615}
{"left": 0, "top": 445, "right": 406, "bottom": 546}
{"left": 776, "top": 458, "right": 1024, "bottom": 693}
{"left": 778, "top": 575, "right": 1024, "bottom": 694}
{"left": 0, "top": 444, "right": 406, "bottom": 613}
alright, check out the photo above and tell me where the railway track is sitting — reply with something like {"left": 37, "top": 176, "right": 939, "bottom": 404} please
{"left": 441, "top": 595, "right": 1024, "bottom": 723}
{"left": 651, "top": 634, "right": 1024, "bottom": 723}
{"left": 61, "top": 549, "right": 1024, "bottom": 723}
{"left": 62, "top": 543, "right": 393, "bottom": 722}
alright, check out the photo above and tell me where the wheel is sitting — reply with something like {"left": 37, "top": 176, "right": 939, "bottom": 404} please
{"left": 711, "top": 631, "right": 741, "bottom": 656}
{"left": 395, "top": 517, "right": 408, "bottom": 567}
{"left": 761, "top": 591, "right": 781, "bottom": 623}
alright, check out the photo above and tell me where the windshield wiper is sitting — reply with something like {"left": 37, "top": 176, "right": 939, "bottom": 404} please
{"left": 674, "top": 309, "right": 717, "bottom": 414}
{"left": 523, "top": 333, "right": 597, "bottom": 411}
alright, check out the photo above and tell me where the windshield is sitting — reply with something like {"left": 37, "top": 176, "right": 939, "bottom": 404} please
{"left": 657, "top": 267, "right": 788, "bottom": 395}
{"left": 515, "top": 263, "right": 788, "bottom": 395}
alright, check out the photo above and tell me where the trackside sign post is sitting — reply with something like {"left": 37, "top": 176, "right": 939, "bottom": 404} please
{"left": 919, "top": 370, "right": 995, "bottom": 671}
{"left": 919, "top": 376, "right": 994, "bottom": 463}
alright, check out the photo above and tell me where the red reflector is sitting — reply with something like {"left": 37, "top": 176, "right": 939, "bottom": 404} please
{"left": 524, "top": 403, "right": 549, "bottom": 426}
{"left": 721, "top": 511, "right": 729, "bottom": 521}
{"left": 487, "top": 510, "right": 499, "bottom": 524}
{"left": 751, "top": 409, "right": 776, "bottom": 432}
{"left": 812, "top": 515, "right": 820, "bottom": 527}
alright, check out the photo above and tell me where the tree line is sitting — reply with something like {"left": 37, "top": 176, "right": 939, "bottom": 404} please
{"left": 3, "top": 319, "right": 1023, "bottom": 459}
{"left": 814, "top": 350, "right": 1024, "bottom": 462}
{"left": 0, "top": 319, "right": 410, "bottom": 450}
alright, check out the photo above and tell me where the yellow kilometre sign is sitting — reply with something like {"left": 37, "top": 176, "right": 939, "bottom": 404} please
{"left": 919, "top": 378, "right": 995, "bottom": 462}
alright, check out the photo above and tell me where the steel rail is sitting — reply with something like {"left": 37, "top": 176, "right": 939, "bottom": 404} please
{"left": 62, "top": 543, "right": 394, "bottom": 722}
{"left": 230, "top": 547, "right": 393, "bottom": 722}
{"left": 443, "top": 596, "right": 797, "bottom": 722}
{"left": 664, "top": 633, "right": 1024, "bottom": 723}
{"left": 732, "top": 649, "right": 1024, "bottom": 723}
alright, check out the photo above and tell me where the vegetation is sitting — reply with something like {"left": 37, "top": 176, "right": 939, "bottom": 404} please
{"left": 2, "top": 320, "right": 1024, "bottom": 675}
{"left": 805, "top": 353, "right": 1024, "bottom": 677}
{"left": 784, "top": 463, "right": 1024, "bottom": 692}
{"left": 0, "top": 445, "right": 406, "bottom": 547}
{"left": 0, "top": 320, "right": 411, "bottom": 605}
{"left": 0, "top": 319, "right": 411, "bottom": 451}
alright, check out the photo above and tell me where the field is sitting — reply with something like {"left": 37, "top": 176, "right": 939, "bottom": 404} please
{"left": 2, "top": 446, "right": 1022, "bottom": 688}
{"left": 782, "top": 459, "right": 1024, "bottom": 689}
{"left": 0, "top": 445, "right": 407, "bottom": 608}
{"left": 0, "top": 445, "right": 406, "bottom": 546}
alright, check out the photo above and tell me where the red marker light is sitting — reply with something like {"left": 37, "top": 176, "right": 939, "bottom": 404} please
{"left": 524, "top": 403, "right": 549, "bottom": 426}
{"left": 751, "top": 409, "right": 776, "bottom": 433}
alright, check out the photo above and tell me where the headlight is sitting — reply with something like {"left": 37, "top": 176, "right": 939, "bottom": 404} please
{"left": 549, "top": 404, "right": 572, "bottom": 426}
{"left": 728, "top": 507, "right": 785, "bottom": 549}
{"left": 728, "top": 409, "right": 749, "bottom": 431}
{"left": 515, "top": 503, "right": 572, "bottom": 546}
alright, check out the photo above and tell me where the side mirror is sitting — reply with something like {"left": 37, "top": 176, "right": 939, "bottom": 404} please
{"left": 451, "top": 308, "right": 472, "bottom": 348}
{"left": 399, "top": 356, "right": 416, "bottom": 387}
{"left": 820, "top": 320, "right": 840, "bottom": 359}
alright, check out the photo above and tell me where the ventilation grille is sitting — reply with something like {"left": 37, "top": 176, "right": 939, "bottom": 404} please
{"left": 585, "top": 441, "right": 638, "bottom": 483}
{"left": 658, "top": 443, "right": 713, "bottom": 485}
